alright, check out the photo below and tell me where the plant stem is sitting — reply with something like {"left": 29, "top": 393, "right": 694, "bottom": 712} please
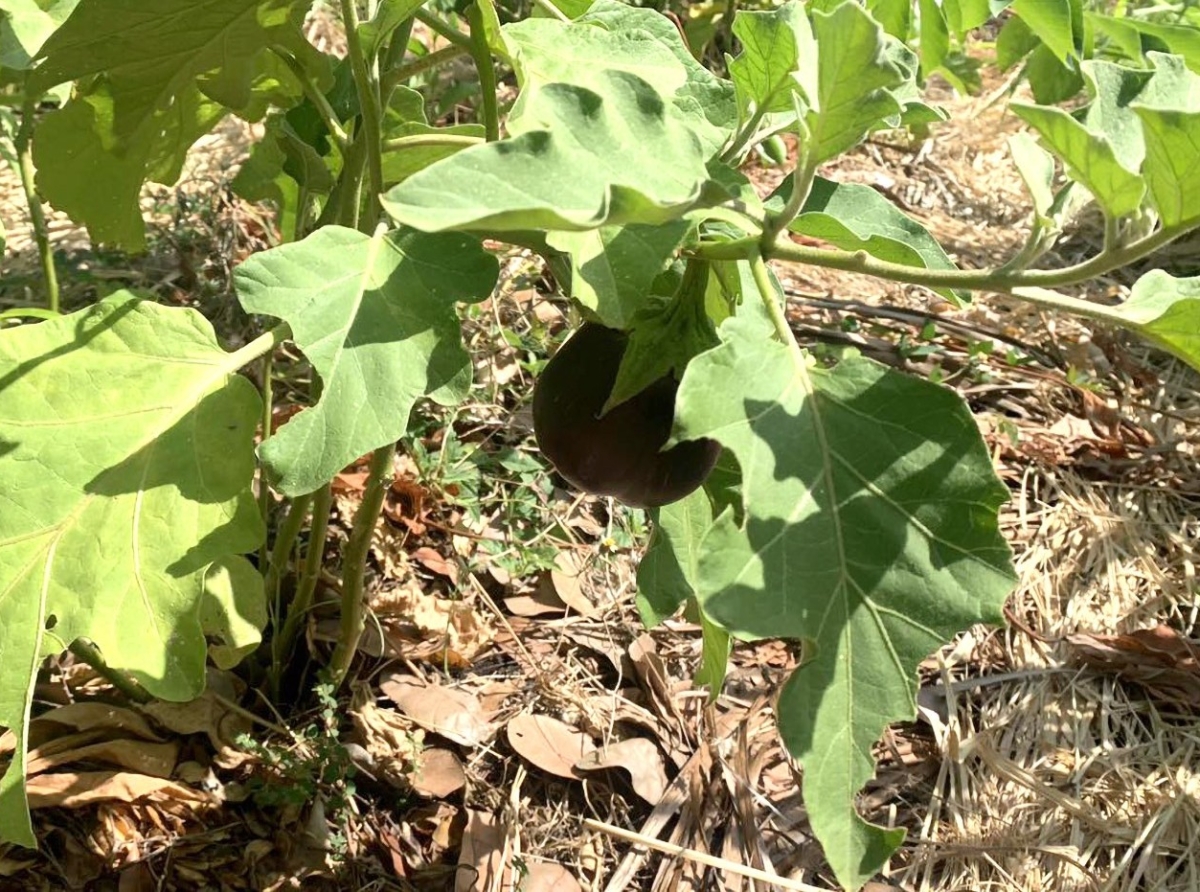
{"left": 271, "top": 482, "right": 333, "bottom": 688}
{"left": 761, "top": 150, "right": 816, "bottom": 249}
{"left": 382, "top": 44, "right": 471, "bottom": 95}
{"left": 380, "top": 15, "right": 416, "bottom": 106}
{"left": 465, "top": 1, "right": 500, "bottom": 142}
{"left": 263, "top": 492, "right": 314, "bottom": 604}
{"left": 225, "top": 323, "right": 292, "bottom": 371}
{"left": 16, "top": 97, "right": 59, "bottom": 313}
{"left": 691, "top": 223, "right": 1191, "bottom": 295}
{"left": 271, "top": 47, "right": 349, "bottom": 150}
{"left": 327, "top": 443, "right": 395, "bottom": 684}
{"left": 68, "top": 640, "right": 152, "bottom": 704}
{"left": 530, "top": 0, "right": 570, "bottom": 22}
{"left": 749, "top": 252, "right": 805, "bottom": 368}
{"left": 415, "top": 9, "right": 472, "bottom": 48}
{"left": 257, "top": 349, "right": 275, "bottom": 572}
{"left": 341, "top": 0, "right": 385, "bottom": 226}
{"left": 382, "top": 132, "right": 484, "bottom": 151}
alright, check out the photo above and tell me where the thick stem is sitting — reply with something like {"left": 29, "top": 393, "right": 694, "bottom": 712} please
{"left": 271, "top": 482, "right": 333, "bottom": 687}
{"left": 691, "top": 223, "right": 1191, "bottom": 295}
{"left": 761, "top": 149, "right": 816, "bottom": 250}
{"left": 257, "top": 350, "right": 274, "bottom": 572}
{"left": 263, "top": 493, "right": 314, "bottom": 604}
{"left": 68, "top": 640, "right": 152, "bottom": 704}
{"left": 327, "top": 443, "right": 396, "bottom": 684}
{"left": 465, "top": 1, "right": 500, "bottom": 142}
{"left": 341, "top": 0, "right": 385, "bottom": 227}
{"left": 16, "top": 97, "right": 59, "bottom": 313}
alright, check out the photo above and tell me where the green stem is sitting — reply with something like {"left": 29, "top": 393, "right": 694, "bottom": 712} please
{"left": 748, "top": 252, "right": 804, "bottom": 368}
{"left": 327, "top": 443, "right": 396, "bottom": 684}
{"left": 380, "top": 16, "right": 416, "bottom": 106}
{"left": 381, "top": 44, "right": 470, "bottom": 93}
{"left": 465, "top": 1, "right": 500, "bottom": 142}
{"left": 761, "top": 151, "right": 816, "bottom": 250}
{"left": 530, "top": 0, "right": 570, "bottom": 22}
{"left": 721, "top": 106, "right": 767, "bottom": 165}
{"left": 68, "top": 640, "right": 152, "bottom": 704}
{"left": 257, "top": 350, "right": 274, "bottom": 572}
{"left": 415, "top": 9, "right": 472, "bottom": 48}
{"left": 270, "top": 483, "right": 333, "bottom": 693}
{"left": 691, "top": 223, "right": 1191, "bottom": 295}
{"left": 16, "top": 96, "right": 59, "bottom": 313}
{"left": 341, "top": 0, "right": 385, "bottom": 228}
{"left": 263, "top": 493, "right": 314, "bottom": 604}
{"left": 382, "top": 133, "right": 484, "bottom": 151}
{"left": 225, "top": 323, "right": 292, "bottom": 371}
{"left": 271, "top": 47, "right": 349, "bottom": 150}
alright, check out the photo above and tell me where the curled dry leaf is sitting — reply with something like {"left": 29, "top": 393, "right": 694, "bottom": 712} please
{"left": 410, "top": 748, "right": 466, "bottom": 798}
{"left": 379, "top": 673, "right": 494, "bottom": 747}
{"left": 506, "top": 714, "right": 595, "bottom": 780}
{"left": 412, "top": 546, "right": 460, "bottom": 584}
{"left": 368, "top": 582, "right": 494, "bottom": 664}
{"left": 576, "top": 737, "right": 670, "bottom": 805}
{"left": 350, "top": 684, "right": 425, "bottom": 789}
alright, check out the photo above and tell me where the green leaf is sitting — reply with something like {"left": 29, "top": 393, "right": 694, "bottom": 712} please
{"left": 0, "top": 0, "right": 78, "bottom": 69}
{"left": 200, "top": 556, "right": 266, "bottom": 670}
{"left": 1011, "top": 102, "right": 1144, "bottom": 219}
{"left": 1088, "top": 13, "right": 1200, "bottom": 72}
{"left": 1011, "top": 0, "right": 1080, "bottom": 64}
{"left": 995, "top": 13, "right": 1039, "bottom": 72}
{"left": 0, "top": 293, "right": 263, "bottom": 845}
{"left": 673, "top": 315, "right": 1015, "bottom": 890}
{"left": 807, "top": 3, "right": 917, "bottom": 163}
{"left": 234, "top": 226, "right": 498, "bottom": 496}
{"left": 1129, "top": 55, "right": 1200, "bottom": 229}
{"left": 637, "top": 488, "right": 714, "bottom": 626}
{"left": 380, "top": 72, "right": 717, "bottom": 233}
{"left": 29, "top": 0, "right": 311, "bottom": 137}
{"left": 381, "top": 85, "right": 485, "bottom": 186}
{"left": 33, "top": 82, "right": 225, "bottom": 250}
{"left": 545, "top": 221, "right": 691, "bottom": 329}
{"left": 1105, "top": 270, "right": 1200, "bottom": 369}
{"left": 504, "top": 0, "right": 736, "bottom": 155}
{"left": 1009, "top": 131, "right": 1056, "bottom": 217}
{"left": 866, "top": 0, "right": 911, "bottom": 40}
{"left": 360, "top": 0, "right": 425, "bottom": 60}
{"left": 695, "top": 603, "right": 731, "bottom": 693}
{"left": 1024, "top": 41, "right": 1084, "bottom": 104}
{"left": 767, "top": 175, "right": 965, "bottom": 304}
{"left": 726, "top": 2, "right": 816, "bottom": 116}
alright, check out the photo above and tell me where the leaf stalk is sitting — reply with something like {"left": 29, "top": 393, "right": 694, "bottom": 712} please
{"left": 16, "top": 97, "right": 59, "bottom": 313}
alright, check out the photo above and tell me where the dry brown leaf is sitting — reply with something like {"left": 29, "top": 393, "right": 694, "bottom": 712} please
{"left": 523, "top": 861, "right": 583, "bottom": 892}
{"left": 1069, "top": 625, "right": 1200, "bottom": 706}
{"left": 506, "top": 714, "right": 595, "bottom": 780}
{"left": 576, "top": 737, "right": 670, "bottom": 805}
{"left": 27, "top": 738, "right": 179, "bottom": 779}
{"left": 139, "top": 689, "right": 251, "bottom": 768}
{"left": 455, "top": 809, "right": 507, "bottom": 892}
{"left": 410, "top": 748, "right": 466, "bottom": 798}
{"left": 504, "top": 582, "right": 568, "bottom": 617}
{"left": 350, "top": 684, "right": 425, "bottom": 788}
{"left": 26, "top": 770, "right": 210, "bottom": 809}
{"left": 379, "top": 673, "right": 493, "bottom": 746}
{"left": 412, "top": 546, "right": 460, "bottom": 584}
{"left": 367, "top": 584, "right": 493, "bottom": 663}
{"left": 545, "top": 551, "right": 595, "bottom": 616}
{"left": 0, "top": 703, "right": 164, "bottom": 757}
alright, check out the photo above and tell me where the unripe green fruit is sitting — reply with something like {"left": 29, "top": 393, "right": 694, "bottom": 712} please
{"left": 533, "top": 322, "right": 720, "bottom": 508}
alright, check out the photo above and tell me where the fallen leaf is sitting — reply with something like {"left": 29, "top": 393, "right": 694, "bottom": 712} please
{"left": 26, "top": 770, "right": 210, "bottom": 809}
{"left": 412, "top": 547, "right": 459, "bottom": 584}
{"left": 546, "top": 551, "right": 594, "bottom": 616}
{"left": 410, "top": 748, "right": 466, "bottom": 798}
{"left": 455, "top": 809, "right": 506, "bottom": 892}
{"left": 380, "top": 673, "right": 493, "bottom": 746}
{"left": 28, "top": 739, "right": 179, "bottom": 779}
{"left": 576, "top": 737, "right": 669, "bottom": 805}
{"left": 524, "top": 861, "right": 583, "bottom": 892}
{"left": 506, "top": 714, "right": 595, "bottom": 780}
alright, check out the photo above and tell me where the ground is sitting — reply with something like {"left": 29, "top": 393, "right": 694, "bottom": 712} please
{"left": 1, "top": 38, "right": 1200, "bottom": 892}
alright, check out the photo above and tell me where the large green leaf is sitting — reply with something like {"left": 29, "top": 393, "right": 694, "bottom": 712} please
{"left": 807, "top": 3, "right": 917, "bottom": 163}
{"left": 1101, "top": 270, "right": 1200, "bottom": 369}
{"left": 234, "top": 226, "right": 498, "bottom": 496}
{"left": 27, "top": 0, "right": 315, "bottom": 249}
{"left": 507, "top": 0, "right": 736, "bottom": 154}
{"left": 767, "top": 175, "right": 965, "bottom": 303}
{"left": 380, "top": 72, "right": 718, "bottom": 233}
{"left": 29, "top": 0, "right": 311, "bottom": 135}
{"left": 1133, "top": 105, "right": 1200, "bottom": 229}
{"left": 0, "top": 294, "right": 263, "bottom": 845}
{"left": 672, "top": 314, "right": 1015, "bottom": 890}
{"left": 1011, "top": 0, "right": 1080, "bottom": 64}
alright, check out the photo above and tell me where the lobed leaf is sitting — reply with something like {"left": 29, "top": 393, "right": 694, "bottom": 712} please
{"left": 672, "top": 314, "right": 1015, "bottom": 889}
{"left": 0, "top": 295, "right": 264, "bottom": 845}
{"left": 234, "top": 225, "right": 498, "bottom": 496}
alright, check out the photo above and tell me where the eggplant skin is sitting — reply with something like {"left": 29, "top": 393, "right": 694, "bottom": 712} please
{"left": 533, "top": 322, "right": 720, "bottom": 508}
